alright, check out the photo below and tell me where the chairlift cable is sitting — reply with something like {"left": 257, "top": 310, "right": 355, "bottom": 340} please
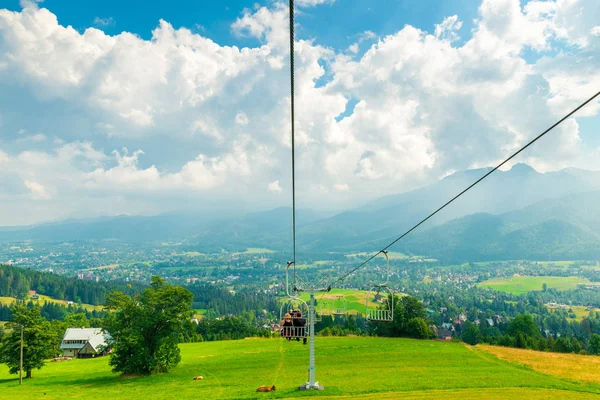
{"left": 330, "top": 90, "right": 600, "bottom": 286}
{"left": 289, "top": 0, "right": 298, "bottom": 286}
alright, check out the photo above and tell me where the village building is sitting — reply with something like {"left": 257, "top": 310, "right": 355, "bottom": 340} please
{"left": 437, "top": 329, "right": 453, "bottom": 340}
{"left": 60, "top": 328, "right": 111, "bottom": 358}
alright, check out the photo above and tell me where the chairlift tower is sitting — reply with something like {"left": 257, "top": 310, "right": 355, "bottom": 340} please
{"left": 284, "top": 0, "right": 395, "bottom": 391}
{"left": 282, "top": 262, "right": 328, "bottom": 390}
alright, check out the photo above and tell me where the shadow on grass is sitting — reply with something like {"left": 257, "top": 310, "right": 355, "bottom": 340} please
{"left": 0, "top": 373, "right": 150, "bottom": 390}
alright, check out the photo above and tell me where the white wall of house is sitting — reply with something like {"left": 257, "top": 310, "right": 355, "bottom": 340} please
{"left": 62, "top": 349, "right": 76, "bottom": 357}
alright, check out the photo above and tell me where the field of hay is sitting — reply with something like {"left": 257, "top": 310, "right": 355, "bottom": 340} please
{"left": 479, "top": 344, "right": 600, "bottom": 385}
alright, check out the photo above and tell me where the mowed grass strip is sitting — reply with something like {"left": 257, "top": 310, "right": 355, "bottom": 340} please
{"left": 479, "top": 345, "right": 600, "bottom": 385}
{"left": 477, "top": 276, "right": 589, "bottom": 295}
{"left": 1, "top": 337, "right": 599, "bottom": 399}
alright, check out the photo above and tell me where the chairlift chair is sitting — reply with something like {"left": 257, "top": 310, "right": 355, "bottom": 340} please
{"left": 365, "top": 250, "right": 394, "bottom": 322}
{"left": 280, "top": 297, "right": 309, "bottom": 340}
{"left": 332, "top": 295, "right": 347, "bottom": 316}
{"left": 317, "top": 299, "right": 331, "bottom": 316}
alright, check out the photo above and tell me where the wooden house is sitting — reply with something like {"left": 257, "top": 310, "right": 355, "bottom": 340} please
{"left": 60, "top": 328, "right": 111, "bottom": 358}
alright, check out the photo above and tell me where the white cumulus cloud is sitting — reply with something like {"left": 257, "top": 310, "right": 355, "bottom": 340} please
{"left": 24, "top": 180, "right": 51, "bottom": 200}
{"left": 268, "top": 180, "right": 283, "bottom": 192}
{"left": 0, "top": 0, "right": 598, "bottom": 224}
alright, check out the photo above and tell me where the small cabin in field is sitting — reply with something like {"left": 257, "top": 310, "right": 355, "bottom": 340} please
{"left": 60, "top": 328, "right": 111, "bottom": 358}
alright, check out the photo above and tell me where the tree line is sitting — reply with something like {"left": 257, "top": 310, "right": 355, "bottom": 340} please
{"left": 461, "top": 313, "right": 600, "bottom": 355}
{"left": 0, "top": 264, "right": 143, "bottom": 305}
{"left": 0, "top": 301, "right": 104, "bottom": 322}
{"left": 186, "top": 283, "right": 278, "bottom": 318}
{"left": 1, "top": 276, "right": 195, "bottom": 378}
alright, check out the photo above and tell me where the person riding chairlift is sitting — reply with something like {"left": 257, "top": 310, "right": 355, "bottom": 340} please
{"left": 291, "top": 309, "right": 307, "bottom": 345}
{"left": 281, "top": 313, "right": 293, "bottom": 341}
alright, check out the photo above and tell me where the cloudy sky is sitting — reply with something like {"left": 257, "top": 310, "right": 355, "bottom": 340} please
{"left": 0, "top": 0, "right": 598, "bottom": 226}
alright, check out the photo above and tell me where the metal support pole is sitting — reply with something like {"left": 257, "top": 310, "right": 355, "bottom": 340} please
{"left": 299, "top": 290, "right": 324, "bottom": 390}
{"left": 20, "top": 324, "right": 23, "bottom": 385}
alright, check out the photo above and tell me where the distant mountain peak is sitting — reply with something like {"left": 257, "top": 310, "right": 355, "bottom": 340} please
{"left": 442, "top": 167, "right": 493, "bottom": 181}
{"left": 509, "top": 163, "right": 537, "bottom": 174}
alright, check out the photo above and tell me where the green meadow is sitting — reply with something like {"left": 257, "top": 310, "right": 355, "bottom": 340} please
{"left": 295, "top": 289, "right": 386, "bottom": 316}
{"left": 346, "top": 251, "right": 408, "bottom": 260}
{"left": 1, "top": 337, "right": 600, "bottom": 399}
{"left": 0, "top": 295, "right": 102, "bottom": 312}
{"left": 0, "top": 297, "right": 13, "bottom": 306}
{"left": 478, "top": 276, "right": 589, "bottom": 295}
{"left": 243, "top": 248, "right": 276, "bottom": 254}
{"left": 547, "top": 305, "right": 600, "bottom": 322}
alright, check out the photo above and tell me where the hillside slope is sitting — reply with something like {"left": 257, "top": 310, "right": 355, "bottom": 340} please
{"left": 293, "top": 165, "right": 600, "bottom": 252}
{"left": 1, "top": 337, "right": 599, "bottom": 399}
{"left": 1, "top": 165, "right": 599, "bottom": 262}
{"left": 392, "top": 192, "right": 600, "bottom": 262}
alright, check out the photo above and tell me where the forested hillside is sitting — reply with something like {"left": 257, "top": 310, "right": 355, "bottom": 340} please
{"left": 0, "top": 264, "right": 143, "bottom": 305}
{"left": 186, "top": 283, "right": 278, "bottom": 317}
{"left": 393, "top": 192, "right": 600, "bottom": 262}
{"left": 0, "top": 265, "right": 278, "bottom": 321}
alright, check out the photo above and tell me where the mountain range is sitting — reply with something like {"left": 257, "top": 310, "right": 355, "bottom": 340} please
{"left": 1, "top": 163, "right": 599, "bottom": 262}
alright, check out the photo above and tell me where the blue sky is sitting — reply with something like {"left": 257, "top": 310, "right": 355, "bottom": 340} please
{"left": 0, "top": 0, "right": 598, "bottom": 225}
{"left": 3, "top": 0, "right": 481, "bottom": 48}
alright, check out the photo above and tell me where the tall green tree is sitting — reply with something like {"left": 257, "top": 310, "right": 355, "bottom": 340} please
{"left": 406, "top": 317, "right": 431, "bottom": 339}
{"left": 64, "top": 313, "right": 90, "bottom": 328}
{"left": 462, "top": 322, "right": 482, "bottom": 345}
{"left": 0, "top": 304, "right": 55, "bottom": 378}
{"left": 104, "top": 276, "right": 193, "bottom": 375}
{"left": 589, "top": 334, "right": 600, "bottom": 355}
{"left": 507, "top": 315, "right": 540, "bottom": 338}
{"left": 372, "top": 295, "right": 429, "bottom": 338}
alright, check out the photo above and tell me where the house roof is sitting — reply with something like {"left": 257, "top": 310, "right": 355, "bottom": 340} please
{"left": 438, "top": 329, "right": 453, "bottom": 337}
{"left": 60, "top": 328, "right": 111, "bottom": 352}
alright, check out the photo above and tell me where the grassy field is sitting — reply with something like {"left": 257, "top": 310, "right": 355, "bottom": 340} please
{"left": 1, "top": 337, "right": 600, "bottom": 399}
{"left": 547, "top": 305, "right": 600, "bottom": 322}
{"left": 243, "top": 248, "right": 276, "bottom": 254}
{"left": 295, "top": 289, "right": 389, "bottom": 316}
{"left": 535, "top": 261, "right": 576, "bottom": 268}
{"left": 0, "top": 297, "right": 14, "bottom": 306}
{"left": 0, "top": 295, "right": 102, "bottom": 312}
{"left": 346, "top": 251, "right": 408, "bottom": 260}
{"left": 478, "top": 276, "right": 589, "bottom": 295}
{"left": 83, "top": 264, "right": 119, "bottom": 271}
{"left": 569, "top": 306, "right": 600, "bottom": 321}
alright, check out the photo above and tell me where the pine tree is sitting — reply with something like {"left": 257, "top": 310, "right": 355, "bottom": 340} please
{"left": 589, "top": 334, "right": 600, "bottom": 355}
